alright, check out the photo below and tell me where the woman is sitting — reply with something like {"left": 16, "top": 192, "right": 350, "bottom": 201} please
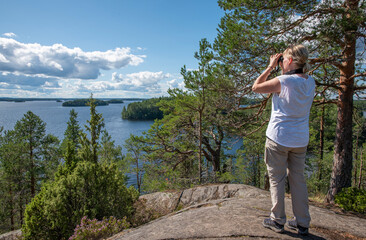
{"left": 252, "top": 45, "right": 315, "bottom": 236}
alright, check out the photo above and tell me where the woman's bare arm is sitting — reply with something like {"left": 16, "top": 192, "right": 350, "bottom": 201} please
{"left": 252, "top": 53, "right": 282, "bottom": 94}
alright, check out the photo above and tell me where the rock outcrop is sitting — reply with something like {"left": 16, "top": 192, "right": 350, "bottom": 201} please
{"left": 0, "top": 230, "right": 21, "bottom": 240}
{"left": 109, "top": 184, "right": 366, "bottom": 240}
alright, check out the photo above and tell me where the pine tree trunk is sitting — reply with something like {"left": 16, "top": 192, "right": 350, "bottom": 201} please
{"left": 326, "top": 0, "right": 357, "bottom": 203}
{"left": 353, "top": 121, "right": 364, "bottom": 186}
{"left": 206, "top": 157, "right": 209, "bottom": 181}
{"left": 264, "top": 173, "right": 269, "bottom": 191}
{"left": 354, "top": 136, "right": 359, "bottom": 186}
{"left": 213, "top": 151, "right": 221, "bottom": 174}
{"left": 198, "top": 81, "right": 206, "bottom": 184}
{"left": 326, "top": 78, "right": 354, "bottom": 203}
{"left": 318, "top": 102, "right": 325, "bottom": 190}
{"left": 19, "top": 194, "right": 23, "bottom": 225}
{"left": 30, "top": 144, "right": 35, "bottom": 198}
{"left": 9, "top": 186, "right": 14, "bottom": 231}
{"left": 18, "top": 168, "right": 24, "bottom": 225}
{"left": 198, "top": 109, "right": 203, "bottom": 183}
{"left": 257, "top": 154, "right": 261, "bottom": 188}
{"left": 358, "top": 149, "right": 364, "bottom": 189}
{"left": 327, "top": 53, "right": 355, "bottom": 200}
{"left": 252, "top": 156, "right": 257, "bottom": 186}
{"left": 136, "top": 159, "right": 140, "bottom": 193}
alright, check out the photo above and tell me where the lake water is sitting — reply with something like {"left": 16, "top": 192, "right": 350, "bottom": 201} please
{"left": 0, "top": 100, "right": 154, "bottom": 187}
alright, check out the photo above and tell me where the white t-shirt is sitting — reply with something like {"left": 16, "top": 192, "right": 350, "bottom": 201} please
{"left": 266, "top": 74, "right": 315, "bottom": 147}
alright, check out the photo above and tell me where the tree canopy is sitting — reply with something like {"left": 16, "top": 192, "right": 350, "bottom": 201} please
{"left": 62, "top": 99, "right": 109, "bottom": 107}
{"left": 121, "top": 97, "right": 169, "bottom": 120}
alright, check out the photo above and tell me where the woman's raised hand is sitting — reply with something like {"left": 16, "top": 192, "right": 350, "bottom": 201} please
{"left": 268, "top": 53, "right": 282, "bottom": 69}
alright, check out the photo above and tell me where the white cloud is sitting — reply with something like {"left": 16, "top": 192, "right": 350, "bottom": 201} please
{"left": 167, "top": 79, "right": 185, "bottom": 89}
{"left": 53, "top": 71, "right": 172, "bottom": 97}
{"left": 0, "top": 38, "right": 146, "bottom": 80}
{"left": 0, "top": 53, "right": 9, "bottom": 63}
{"left": 0, "top": 82, "right": 15, "bottom": 89}
{"left": 42, "top": 81, "right": 61, "bottom": 89}
{"left": 112, "top": 71, "right": 171, "bottom": 91}
{"left": 0, "top": 71, "right": 177, "bottom": 98}
{"left": 2, "top": 32, "right": 16, "bottom": 38}
{"left": 0, "top": 38, "right": 181, "bottom": 98}
{"left": 0, "top": 72, "right": 57, "bottom": 87}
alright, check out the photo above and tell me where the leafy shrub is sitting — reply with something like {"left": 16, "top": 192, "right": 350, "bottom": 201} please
{"left": 22, "top": 161, "right": 139, "bottom": 240}
{"left": 335, "top": 187, "right": 366, "bottom": 213}
{"left": 69, "top": 216, "right": 129, "bottom": 240}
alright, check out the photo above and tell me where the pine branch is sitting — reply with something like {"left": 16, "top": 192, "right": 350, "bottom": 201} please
{"left": 269, "top": 8, "right": 341, "bottom": 37}
{"left": 350, "top": 72, "right": 366, "bottom": 81}
{"left": 308, "top": 63, "right": 323, "bottom": 75}
{"left": 354, "top": 85, "right": 366, "bottom": 91}
{"left": 242, "top": 120, "right": 269, "bottom": 138}
{"left": 298, "top": 33, "right": 317, "bottom": 42}
{"left": 314, "top": 79, "right": 341, "bottom": 90}
{"left": 313, "top": 99, "right": 338, "bottom": 106}
{"left": 310, "top": 55, "right": 343, "bottom": 68}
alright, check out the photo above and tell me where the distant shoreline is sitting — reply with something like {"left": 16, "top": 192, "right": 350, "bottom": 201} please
{"left": 0, "top": 97, "right": 148, "bottom": 103}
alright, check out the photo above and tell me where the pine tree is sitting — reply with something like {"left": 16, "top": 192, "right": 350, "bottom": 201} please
{"left": 22, "top": 95, "right": 137, "bottom": 240}
{"left": 63, "top": 109, "right": 80, "bottom": 149}
{"left": 0, "top": 130, "right": 25, "bottom": 231}
{"left": 216, "top": 0, "right": 366, "bottom": 203}
{"left": 180, "top": 38, "right": 214, "bottom": 182}
{"left": 99, "top": 130, "right": 127, "bottom": 174}
{"left": 61, "top": 109, "right": 81, "bottom": 173}
{"left": 0, "top": 114, "right": 60, "bottom": 233}
{"left": 131, "top": 39, "right": 240, "bottom": 189}
{"left": 124, "top": 135, "right": 145, "bottom": 193}
{"left": 79, "top": 94, "right": 105, "bottom": 164}
{"left": 14, "top": 111, "right": 60, "bottom": 198}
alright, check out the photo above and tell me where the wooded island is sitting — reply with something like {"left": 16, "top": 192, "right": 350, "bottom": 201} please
{"left": 61, "top": 99, "right": 124, "bottom": 107}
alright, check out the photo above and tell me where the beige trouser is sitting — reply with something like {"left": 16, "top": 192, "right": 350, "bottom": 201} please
{"left": 264, "top": 137, "right": 311, "bottom": 228}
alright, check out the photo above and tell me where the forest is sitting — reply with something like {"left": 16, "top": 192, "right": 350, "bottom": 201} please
{"left": 121, "top": 97, "right": 170, "bottom": 120}
{"left": 62, "top": 99, "right": 109, "bottom": 107}
{"left": 108, "top": 99, "right": 124, "bottom": 104}
{"left": 1, "top": 1, "right": 366, "bottom": 239}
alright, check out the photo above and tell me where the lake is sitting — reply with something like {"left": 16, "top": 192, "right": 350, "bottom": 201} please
{"left": 0, "top": 100, "right": 154, "bottom": 187}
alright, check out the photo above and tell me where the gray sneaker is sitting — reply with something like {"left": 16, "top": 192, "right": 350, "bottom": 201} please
{"left": 286, "top": 219, "right": 309, "bottom": 236}
{"left": 263, "top": 218, "right": 284, "bottom": 233}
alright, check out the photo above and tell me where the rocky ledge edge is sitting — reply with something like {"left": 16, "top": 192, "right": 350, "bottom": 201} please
{"left": 108, "top": 184, "right": 366, "bottom": 240}
{"left": 1, "top": 184, "right": 365, "bottom": 240}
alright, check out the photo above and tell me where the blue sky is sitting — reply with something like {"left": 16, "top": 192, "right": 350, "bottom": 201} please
{"left": 0, "top": 0, "right": 224, "bottom": 98}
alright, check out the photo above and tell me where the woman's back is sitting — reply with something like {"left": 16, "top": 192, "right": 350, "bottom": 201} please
{"left": 266, "top": 74, "right": 315, "bottom": 148}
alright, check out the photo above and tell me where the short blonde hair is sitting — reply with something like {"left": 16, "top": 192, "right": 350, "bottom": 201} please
{"left": 283, "top": 44, "right": 310, "bottom": 72}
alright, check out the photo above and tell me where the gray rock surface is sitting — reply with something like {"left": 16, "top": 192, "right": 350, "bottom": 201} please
{"left": 0, "top": 230, "right": 21, "bottom": 240}
{"left": 109, "top": 184, "right": 366, "bottom": 240}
